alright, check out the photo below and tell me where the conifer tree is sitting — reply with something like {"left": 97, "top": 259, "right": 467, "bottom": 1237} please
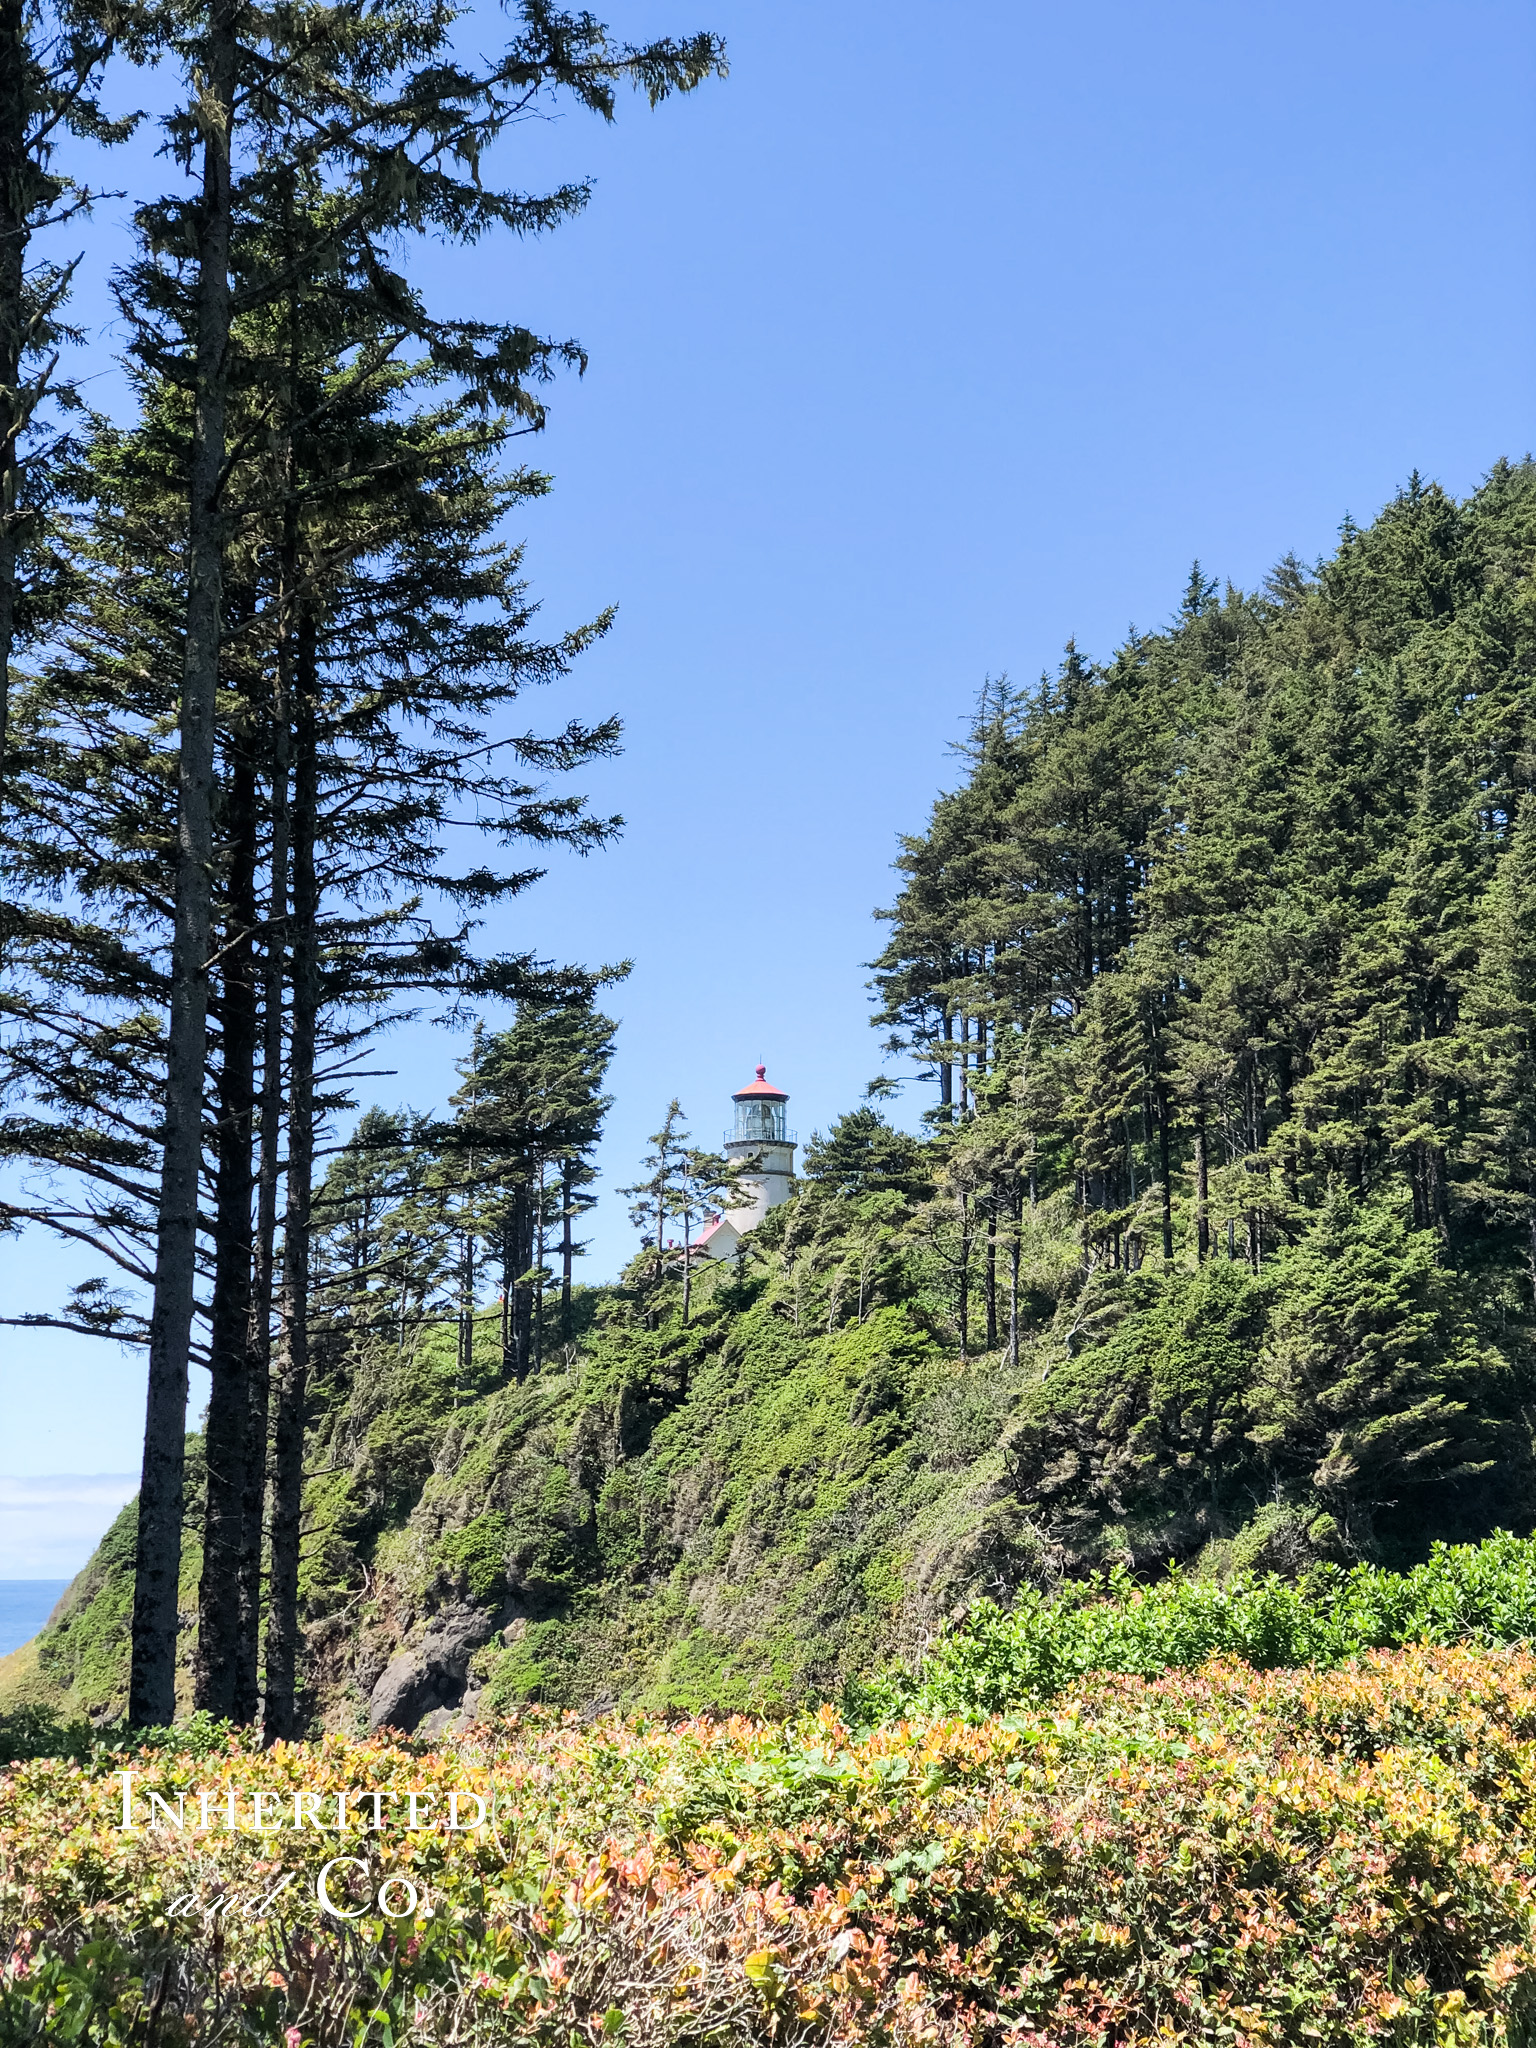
{"left": 0, "top": 0, "right": 139, "bottom": 807}
{"left": 623, "top": 1100, "right": 689, "bottom": 1300}
{"left": 620, "top": 1100, "right": 749, "bottom": 1324}
{"left": 143, "top": 5, "right": 719, "bottom": 1730}
{"left": 674, "top": 1140, "right": 746, "bottom": 1325}
{"left": 1247, "top": 1193, "right": 1509, "bottom": 1553}
{"left": 866, "top": 462, "right": 1536, "bottom": 1568}
{"left": 446, "top": 998, "right": 618, "bottom": 1380}
{"left": 0, "top": 1, "right": 723, "bottom": 1726}
{"left": 1460, "top": 795, "right": 1536, "bottom": 1301}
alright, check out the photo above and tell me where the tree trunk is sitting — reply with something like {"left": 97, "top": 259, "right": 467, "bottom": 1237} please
{"left": 560, "top": 1159, "right": 574, "bottom": 1340}
{"left": 506, "top": 1179, "right": 534, "bottom": 1378}
{"left": 1426, "top": 1137, "right": 1452, "bottom": 1254}
{"left": 193, "top": 718, "right": 258, "bottom": 1715}
{"left": 500, "top": 1214, "right": 512, "bottom": 1370}
{"left": 1277, "top": 1048, "right": 1298, "bottom": 1205}
{"left": 262, "top": 624, "right": 317, "bottom": 1745}
{"left": 1194, "top": 1106, "right": 1210, "bottom": 1263}
{"left": 458, "top": 1059, "right": 478, "bottom": 1389}
{"left": 130, "top": 0, "right": 237, "bottom": 1728}
{"left": 956, "top": 1189, "right": 970, "bottom": 1359}
{"left": 533, "top": 1171, "right": 545, "bottom": 1368}
{"left": 939, "top": 1010, "right": 953, "bottom": 1118}
{"left": 234, "top": 509, "right": 293, "bottom": 1727}
{"left": 1008, "top": 1187, "right": 1021, "bottom": 1370}
{"left": 457, "top": 1226, "right": 474, "bottom": 1393}
{"left": 1156, "top": 1081, "right": 1173, "bottom": 1261}
{"left": 984, "top": 1193, "right": 997, "bottom": 1349}
{"left": 0, "top": 0, "right": 24, "bottom": 810}
{"left": 681, "top": 1201, "right": 692, "bottom": 1325}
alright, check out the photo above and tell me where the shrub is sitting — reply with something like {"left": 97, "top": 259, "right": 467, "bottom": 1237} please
{"left": 7, "top": 1648, "right": 1536, "bottom": 2039}
{"left": 857, "top": 1526, "right": 1536, "bottom": 1720}
{"left": 435, "top": 1511, "right": 511, "bottom": 1603}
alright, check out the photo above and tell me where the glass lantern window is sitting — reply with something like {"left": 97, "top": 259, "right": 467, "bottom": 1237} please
{"left": 733, "top": 1099, "right": 786, "bottom": 1142}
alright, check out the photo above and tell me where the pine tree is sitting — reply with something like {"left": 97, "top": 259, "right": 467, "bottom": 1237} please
{"left": 1460, "top": 795, "right": 1536, "bottom": 1302}
{"left": 622, "top": 1101, "right": 689, "bottom": 1305}
{"left": 446, "top": 999, "right": 618, "bottom": 1379}
{"left": 148, "top": 7, "right": 718, "bottom": 1730}
{"left": 674, "top": 1140, "right": 748, "bottom": 1325}
{"left": 0, "top": 0, "right": 138, "bottom": 808}
{"left": 1247, "top": 1192, "right": 1514, "bottom": 1554}
{"left": 0, "top": 0, "right": 723, "bottom": 1726}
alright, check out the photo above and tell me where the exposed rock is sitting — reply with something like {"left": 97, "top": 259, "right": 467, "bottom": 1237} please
{"left": 417, "top": 1686, "right": 484, "bottom": 1740}
{"left": 367, "top": 1605, "right": 495, "bottom": 1733}
{"left": 351, "top": 1646, "right": 388, "bottom": 1697}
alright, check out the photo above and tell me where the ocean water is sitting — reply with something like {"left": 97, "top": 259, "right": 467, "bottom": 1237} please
{"left": 0, "top": 1581, "right": 69, "bottom": 1659}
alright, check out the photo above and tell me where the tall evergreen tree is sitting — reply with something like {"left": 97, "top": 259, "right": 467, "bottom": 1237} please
{"left": 0, "top": 0, "right": 724, "bottom": 1726}
{"left": 1460, "top": 795, "right": 1536, "bottom": 1303}
{"left": 446, "top": 998, "right": 618, "bottom": 1380}
{"left": 0, "top": 0, "right": 139, "bottom": 807}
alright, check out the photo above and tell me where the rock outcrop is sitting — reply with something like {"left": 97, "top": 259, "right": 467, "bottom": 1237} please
{"left": 367, "top": 1604, "right": 496, "bottom": 1733}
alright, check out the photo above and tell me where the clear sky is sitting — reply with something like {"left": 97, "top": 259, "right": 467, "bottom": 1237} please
{"left": 3, "top": 0, "right": 1534, "bottom": 1565}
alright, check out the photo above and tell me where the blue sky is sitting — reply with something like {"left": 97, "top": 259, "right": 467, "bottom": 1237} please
{"left": 2, "top": 0, "right": 1534, "bottom": 1565}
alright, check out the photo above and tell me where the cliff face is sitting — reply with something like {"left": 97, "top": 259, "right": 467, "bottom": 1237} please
{"left": 305, "top": 1288, "right": 1041, "bottom": 1731}
{"left": 12, "top": 1280, "right": 1040, "bottom": 1734}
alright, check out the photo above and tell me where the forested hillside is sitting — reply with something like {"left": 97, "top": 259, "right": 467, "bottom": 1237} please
{"left": 866, "top": 463, "right": 1536, "bottom": 1573}
{"left": 10, "top": 464, "right": 1536, "bottom": 1735}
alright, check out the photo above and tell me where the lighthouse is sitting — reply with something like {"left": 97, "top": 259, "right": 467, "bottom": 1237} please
{"left": 699, "top": 1065, "right": 797, "bottom": 1260}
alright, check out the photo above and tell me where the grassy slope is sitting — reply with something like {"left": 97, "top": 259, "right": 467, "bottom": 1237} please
{"left": 332, "top": 1290, "right": 1043, "bottom": 1724}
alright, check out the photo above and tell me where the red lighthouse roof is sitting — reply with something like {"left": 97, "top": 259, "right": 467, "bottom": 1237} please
{"left": 732, "top": 1063, "right": 789, "bottom": 1102}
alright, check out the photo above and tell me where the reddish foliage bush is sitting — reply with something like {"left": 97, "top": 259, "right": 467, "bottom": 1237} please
{"left": 5, "top": 1645, "right": 1536, "bottom": 2041}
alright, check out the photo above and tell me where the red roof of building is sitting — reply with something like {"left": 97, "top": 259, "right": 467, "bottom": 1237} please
{"left": 732, "top": 1063, "right": 789, "bottom": 1102}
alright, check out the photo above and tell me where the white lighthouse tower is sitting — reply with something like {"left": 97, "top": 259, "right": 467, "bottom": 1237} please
{"left": 699, "top": 1065, "right": 796, "bottom": 1260}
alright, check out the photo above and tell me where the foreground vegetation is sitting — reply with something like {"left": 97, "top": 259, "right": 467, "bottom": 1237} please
{"left": 5, "top": 1643, "right": 1536, "bottom": 2043}
{"left": 860, "top": 1528, "right": 1536, "bottom": 1719}
{"left": 10, "top": 1536, "right": 1536, "bottom": 2039}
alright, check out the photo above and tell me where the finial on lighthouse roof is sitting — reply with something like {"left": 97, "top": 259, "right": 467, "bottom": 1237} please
{"left": 756, "top": 1063, "right": 765, "bottom": 1080}
{"left": 732, "top": 1063, "right": 789, "bottom": 1102}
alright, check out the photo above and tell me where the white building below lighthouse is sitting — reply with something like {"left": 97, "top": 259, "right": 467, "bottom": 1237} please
{"left": 698, "top": 1065, "right": 796, "bottom": 1260}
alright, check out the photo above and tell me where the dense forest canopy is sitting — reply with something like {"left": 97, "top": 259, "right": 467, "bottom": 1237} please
{"left": 863, "top": 462, "right": 1536, "bottom": 1565}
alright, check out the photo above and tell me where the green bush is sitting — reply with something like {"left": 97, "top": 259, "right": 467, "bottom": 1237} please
{"left": 856, "top": 1527, "right": 1536, "bottom": 1719}
{"left": 435, "top": 1510, "right": 511, "bottom": 1603}
{"left": 0, "top": 1705, "right": 97, "bottom": 1766}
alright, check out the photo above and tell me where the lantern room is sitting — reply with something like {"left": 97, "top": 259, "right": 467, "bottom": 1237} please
{"left": 729, "top": 1064, "right": 790, "bottom": 1145}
